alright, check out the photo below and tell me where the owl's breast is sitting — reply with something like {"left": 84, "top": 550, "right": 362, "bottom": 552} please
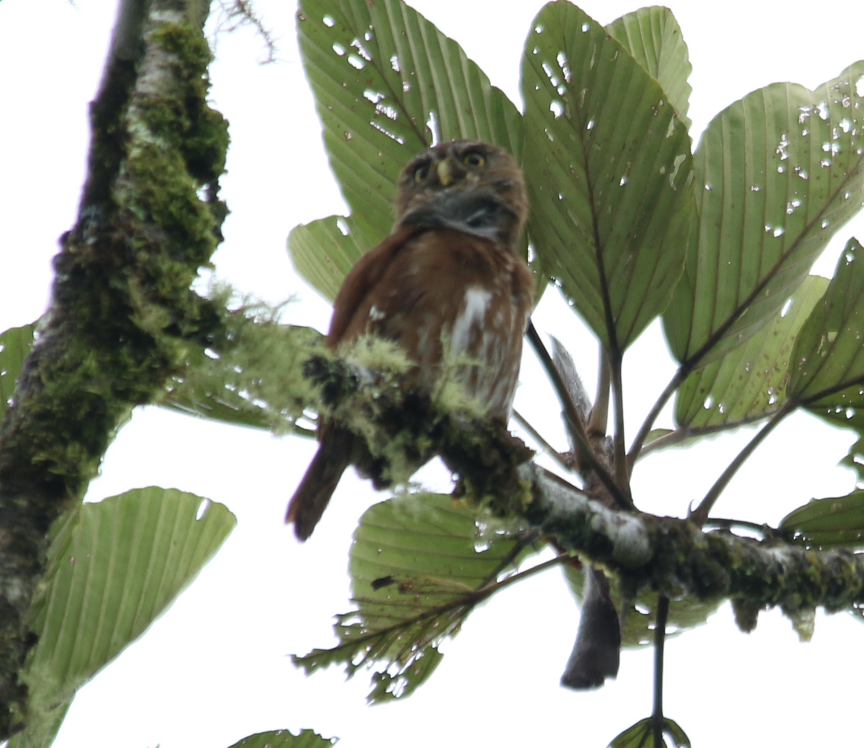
{"left": 338, "top": 228, "right": 533, "bottom": 418}
{"left": 441, "top": 279, "right": 528, "bottom": 418}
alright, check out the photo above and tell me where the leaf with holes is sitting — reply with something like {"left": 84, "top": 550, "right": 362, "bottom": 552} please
{"left": 676, "top": 275, "right": 828, "bottom": 429}
{"left": 521, "top": 2, "right": 696, "bottom": 350}
{"left": 790, "top": 239, "right": 864, "bottom": 402}
{"left": 296, "top": 0, "right": 523, "bottom": 252}
{"left": 780, "top": 490, "right": 864, "bottom": 550}
{"left": 664, "top": 62, "right": 864, "bottom": 367}
{"left": 289, "top": 215, "right": 374, "bottom": 302}
{"left": 14, "top": 488, "right": 235, "bottom": 748}
{"left": 293, "top": 493, "right": 538, "bottom": 703}
{"left": 607, "top": 6, "right": 692, "bottom": 131}
{"left": 0, "top": 322, "right": 37, "bottom": 422}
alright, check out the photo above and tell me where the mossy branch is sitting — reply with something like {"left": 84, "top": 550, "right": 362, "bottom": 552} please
{"left": 285, "top": 351, "right": 864, "bottom": 634}
{"left": 0, "top": 0, "right": 227, "bottom": 737}
{"left": 522, "top": 465, "right": 864, "bottom": 623}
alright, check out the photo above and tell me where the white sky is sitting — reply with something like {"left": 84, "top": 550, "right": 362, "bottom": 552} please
{"left": 2, "top": 1, "right": 864, "bottom": 746}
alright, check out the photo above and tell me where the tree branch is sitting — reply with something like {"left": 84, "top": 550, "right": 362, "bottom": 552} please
{"left": 0, "top": 0, "right": 226, "bottom": 736}
{"left": 288, "top": 350, "right": 864, "bottom": 630}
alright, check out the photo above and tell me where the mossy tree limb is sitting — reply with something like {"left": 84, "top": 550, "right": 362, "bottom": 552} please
{"left": 0, "top": 0, "right": 227, "bottom": 737}
{"left": 289, "top": 353, "right": 864, "bottom": 632}
{"left": 524, "top": 467, "right": 864, "bottom": 625}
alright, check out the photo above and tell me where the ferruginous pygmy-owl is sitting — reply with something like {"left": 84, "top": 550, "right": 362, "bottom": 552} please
{"left": 287, "top": 140, "right": 534, "bottom": 541}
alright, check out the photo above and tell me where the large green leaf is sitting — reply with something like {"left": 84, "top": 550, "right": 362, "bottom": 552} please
{"left": 606, "top": 6, "right": 692, "bottom": 131}
{"left": 288, "top": 215, "right": 373, "bottom": 303}
{"left": 0, "top": 322, "right": 37, "bottom": 422}
{"left": 521, "top": 2, "right": 696, "bottom": 350}
{"left": 293, "top": 493, "right": 538, "bottom": 703}
{"left": 789, "top": 238, "right": 864, "bottom": 401}
{"left": 665, "top": 62, "right": 864, "bottom": 366}
{"left": 14, "top": 488, "right": 235, "bottom": 748}
{"left": 675, "top": 275, "right": 828, "bottom": 429}
{"left": 294, "top": 0, "right": 523, "bottom": 271}
{"left": 780, "top": 490, "right": 864, "bottom": 550}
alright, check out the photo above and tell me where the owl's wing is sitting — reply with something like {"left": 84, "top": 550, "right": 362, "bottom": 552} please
{"left": 327, "top": 224, "right": 425, "bottom": 346}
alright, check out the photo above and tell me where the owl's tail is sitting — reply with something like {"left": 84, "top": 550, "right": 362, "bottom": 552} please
{"left": 286, "top": 427, "right": 353, "bottom": 541}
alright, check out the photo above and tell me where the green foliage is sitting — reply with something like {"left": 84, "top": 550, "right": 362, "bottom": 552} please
{"left": 675, "top": 275, "right": 828, "bottom": 430}
{"left": 522, "top": 2, "right": 696, "bottom": 350}
{"left": 293, "top": 0, "right": 522, "bottom": 257}
{"left": 283, "top": 1, "right": 864, "bottom": 742}
{"left": 0, "top": 322, "right": 37, "bottom": 423}
{"left": 12, "top": 488, "right": 235, "bottom": 748}
{"left": 790, "top": 239, "right": 864, "bottom": 401}
{"left": 162, "top": 289, "right": 326, "bottom": 434}
{"left": 664, "top": 64, "right": 864, "bottom": 366}
{"left": 606, "top": 7, "right": 692, "bottom": 131}
{"left": 8, "top": 0, "right": 864, "bottom": 746}
{"left": 289, "top": 215, "right": 374, "bottom": 302}
{"left": 781, "top": 491, "right": 864, "bottom": 549}
{"left": 293, "top": 493, "right": 539, "bottom": 702}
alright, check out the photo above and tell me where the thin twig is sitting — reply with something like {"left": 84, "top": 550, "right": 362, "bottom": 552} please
{"left": 636, "top": 408, "right": 782, "bottom": 459}
{"left": 690, "top": 401, "right": 795, "bottom": 525}
{"left": 512, "top": 409, "right": 572, "bottom": 472}
{"left": 527, "top": 322, "right": 630, "bottom": 509}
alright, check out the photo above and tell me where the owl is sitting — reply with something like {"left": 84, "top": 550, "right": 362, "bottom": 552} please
{"left": 287, "top": 140, "right": 534, "bottom": 540}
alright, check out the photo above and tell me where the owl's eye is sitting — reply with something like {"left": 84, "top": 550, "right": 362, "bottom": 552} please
{"left": 462, "top": 151, "right": 486, "bottom": 167}
{"left": 414, "top": 164, "right": 430, "bottom": 183}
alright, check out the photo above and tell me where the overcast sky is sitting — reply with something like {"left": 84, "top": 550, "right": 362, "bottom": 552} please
{"left": 2, "top": 1, "right": 864, "bottom": 746}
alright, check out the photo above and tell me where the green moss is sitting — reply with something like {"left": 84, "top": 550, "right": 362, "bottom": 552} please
{"left": 145, "top": 23, "right": 229, "bottom": 181}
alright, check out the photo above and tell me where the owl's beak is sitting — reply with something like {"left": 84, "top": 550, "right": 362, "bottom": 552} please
{"left": 435, "top": 157, "right": 455, "bottom": 187}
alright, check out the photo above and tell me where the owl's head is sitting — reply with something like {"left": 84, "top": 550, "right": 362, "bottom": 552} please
{"left": 394, "top": 140, "right": 528, "bottom": 249}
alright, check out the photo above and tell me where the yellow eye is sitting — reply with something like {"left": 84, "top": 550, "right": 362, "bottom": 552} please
{"left": 462, "top": 151, "right": 485, "bottom": 167}
{"left": 414, "top": 164, "right": 430, "bottom": 183}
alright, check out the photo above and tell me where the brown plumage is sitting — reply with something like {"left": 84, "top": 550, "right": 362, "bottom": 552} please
{"left": 287, "top": 140, "right": 534, "bottom": 540}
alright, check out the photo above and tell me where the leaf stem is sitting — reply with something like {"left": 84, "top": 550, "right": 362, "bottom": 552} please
{"left": 527, "top": 322, "right": 631, "bottom": 509}
{"left": 588, "top": 348, "right": 610, "bottom": 435}
{"left": 609, "top": 349, "right": 631, "bottom": 500}
{"left": 627, "top": 368, "right": 687, "bottom": 473}
{"left": 652, "top": 595, "right": 670, "bottom": 748}
{"left": 512, "top": 409, "right": 572, "bottom": 472}
{"left": 690, "top": 401, "right": 795, "bottom": 525}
